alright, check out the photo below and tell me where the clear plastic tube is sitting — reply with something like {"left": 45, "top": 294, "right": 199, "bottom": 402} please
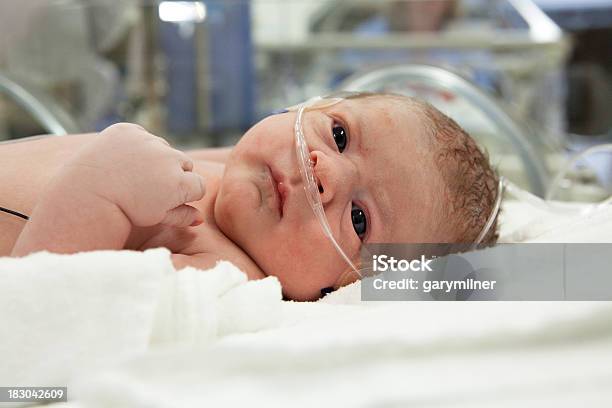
{"left": 471, "top": 176, "right": 504, "bottom": 249}
{"left": 294, "top": 96, "right": 360, "bottom": 275}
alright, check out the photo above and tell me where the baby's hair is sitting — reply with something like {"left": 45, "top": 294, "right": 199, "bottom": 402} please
{"left": 342, "top": 91, "right": 500, "bottom": 247}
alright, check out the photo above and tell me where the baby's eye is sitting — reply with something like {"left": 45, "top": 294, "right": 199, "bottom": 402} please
{"left": 332, "top": 124, "right": 347, "bottom": 153}
{"left": 351, "top": 203, "right": 367, "bottom": 240}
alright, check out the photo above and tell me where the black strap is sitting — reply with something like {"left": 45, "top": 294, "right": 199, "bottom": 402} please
{"left": 0, "top": 206, "right": 29, "bottom": 220}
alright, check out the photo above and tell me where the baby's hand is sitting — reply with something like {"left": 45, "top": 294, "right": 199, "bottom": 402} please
{"left": 61, "top": 123, "right": 205, "bottom": 228}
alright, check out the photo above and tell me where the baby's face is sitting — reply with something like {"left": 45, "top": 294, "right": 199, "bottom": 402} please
{"left": 214, "top": 97, "right": 445, "bottom": 300}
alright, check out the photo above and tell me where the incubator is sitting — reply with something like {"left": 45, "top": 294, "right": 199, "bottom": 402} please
{"left": 257, "top": 0, "right": 571, "bottom": 145}
{"left": 1, "top": 0, "right": 594, "bottom": 197}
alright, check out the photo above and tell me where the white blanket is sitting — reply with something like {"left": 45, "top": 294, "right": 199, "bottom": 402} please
{"left": 68, "top": 301, "right": 612, "bottom": 408}
{"left": 1, "top": 201, "right": 611, "bottom": 407}
{"left": 499, "top": 200, "right": 612, "bottom": 243}
{"left": 0, "top": 249, "right": 282, "bottom": 394}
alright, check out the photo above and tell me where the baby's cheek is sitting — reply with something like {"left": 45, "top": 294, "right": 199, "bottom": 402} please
{"left": 267, "top": 237, "right": 305, "bottom": 264}
{"left": 269, "top": 239, "right": 345, "bottom": 300}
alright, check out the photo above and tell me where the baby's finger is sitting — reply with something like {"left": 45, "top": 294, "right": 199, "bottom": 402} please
{"left": 181, "top": 155, "right": 194, "bottom": 172}
{"left": 180, "top": 171, "right": 205, "bottom": 203}
{"left": 173, "top": 150, "right": 194, "bottom": 172}
{"left": 161, "top": 204, "right": 203, "bottom": 228}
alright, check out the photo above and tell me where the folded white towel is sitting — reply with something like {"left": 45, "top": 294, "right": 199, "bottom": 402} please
{"left": 0, "top": 249, "right": 171, "bottom": 389}
{"left": 0, "top": 248, "right": 283, "bottom": 398}
{"left": 151, "top": 262, "right": 282, "bottom": 345}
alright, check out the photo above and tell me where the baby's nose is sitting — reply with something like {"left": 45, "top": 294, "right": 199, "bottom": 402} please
{"left": 310, "top": 150, "right": 355, "bottom": 205}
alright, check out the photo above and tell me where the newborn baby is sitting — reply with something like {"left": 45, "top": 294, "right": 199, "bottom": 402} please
{"left": 0, "top": 93, "right": 499, "bottom": 300}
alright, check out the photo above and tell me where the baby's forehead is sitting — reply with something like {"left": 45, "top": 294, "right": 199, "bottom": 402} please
{"left": 345, "top": 94, "right": 404, "bottom": 114}
{"left": 342, "top": 96, "right": 431, "bottom": 151}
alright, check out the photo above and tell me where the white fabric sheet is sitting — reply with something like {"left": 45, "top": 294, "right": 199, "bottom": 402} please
{"left": 0, "top": 200, "right": 610, "bottom": 407}
{"left": 0, "top": 248, "right": 282, "bottom": 398}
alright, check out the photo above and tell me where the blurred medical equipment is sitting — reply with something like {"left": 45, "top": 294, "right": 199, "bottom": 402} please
{"left": 534, "top": 1, "right": 612, "bottom": 137}
{"left": 0, "top": 0, "right": 131, "bottom": 132}
{"left": 546, "top": 143, "right": 612, "bottom": 202}
{"left": 257, "top": 0, "right": 570, "bottom": 146}
{"left": 0, "top": 0, "right": 254, "bottom": 144}
{"left": 0, "top": 72, "right": 79, "bottom": 137}
{"left": 0, "top": 0, "right": 571, "bottom": 146}
{"left": 0, "top": 0, "right": 608, "bottom": 199}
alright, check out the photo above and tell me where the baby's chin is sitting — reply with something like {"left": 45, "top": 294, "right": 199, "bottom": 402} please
{"left": 213, "top": 176, "right": 246, "bottom": 243}
{"left": 211, "top": 172, "right": 273, "bottom": 265}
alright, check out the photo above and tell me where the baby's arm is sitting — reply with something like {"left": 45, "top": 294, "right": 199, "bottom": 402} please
{"left": 186, "top": 146, "right": 233, "bottom": 164}
{"left": 12, "top": 123, "right": 205, "bottom": 257}
{"left": 11, "top": 174, "right": 131, "bottom": 256}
